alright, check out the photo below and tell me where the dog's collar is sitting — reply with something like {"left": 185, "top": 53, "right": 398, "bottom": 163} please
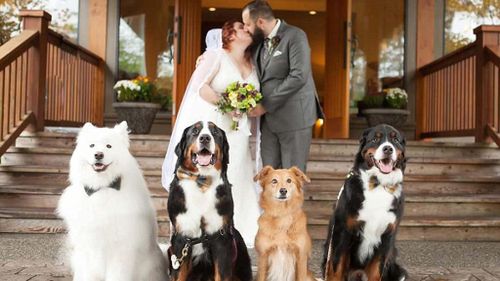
{"left": 369, "top": 176, "right": 401, "bottom": 194}
{"left": 346, "top": 169, "right": 401, "bottom": 194}
{"left": 84, "top": 177, "right": 121, "bottom": 196}
{"left": 176, "top": 168, "right": 212, "bottom": 190}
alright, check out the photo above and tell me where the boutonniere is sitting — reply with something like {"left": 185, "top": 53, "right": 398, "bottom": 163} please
{"left": 270, "top": 36, "right": 281, "bottom": 50}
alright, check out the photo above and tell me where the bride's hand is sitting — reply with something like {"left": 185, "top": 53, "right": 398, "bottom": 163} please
{"left": 230, "top": 111, "right": 242, "bottom": 119}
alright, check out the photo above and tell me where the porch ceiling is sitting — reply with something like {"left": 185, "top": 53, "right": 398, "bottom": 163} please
{"left": 201, "top": 0, "right": 326, "bottom": 12}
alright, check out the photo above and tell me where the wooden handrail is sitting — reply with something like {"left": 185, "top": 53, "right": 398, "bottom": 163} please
{"left": 47, "top": 30, "right": 101, "bottom": 65}
{"left": 0, "top": 10, "right": 105, "bottom": 156}
{"left": 0, "top": 30, "right": 38, "bottom": 70}
{"left": 485, "top": 45, "right": 500, "bottom": 67}
{"left": 416, "top": 24, "right": 500, "bottom": 146}
{"left": 419, "top": 43, "right": 476, "bottom": 75}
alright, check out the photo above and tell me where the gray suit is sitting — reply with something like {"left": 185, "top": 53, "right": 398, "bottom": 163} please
{"left": 254, "top": 21, "right": 324, "bottom": 172}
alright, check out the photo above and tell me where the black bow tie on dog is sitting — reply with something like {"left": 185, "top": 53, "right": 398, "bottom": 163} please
{"left": 176, "top": 168, "right": 212, "bottom": 190}
{"left": 84, "top": 177, "right": 121, "bottom": 196}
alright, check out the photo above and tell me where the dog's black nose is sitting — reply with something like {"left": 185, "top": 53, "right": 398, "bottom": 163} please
{"left": 383, "top": 145, "right": 393, "bottom": 155}
{"left": 199, "top": 134, "right": 211, "bottom": 144}
{"left": 94, "top": 152, "right": 104, "bottom": 160}
{"left": 279, "top": 188, "right": 287, "bottom": 196}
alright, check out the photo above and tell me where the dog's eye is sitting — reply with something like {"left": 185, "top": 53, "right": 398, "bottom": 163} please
{"left": 192, "top": 128, "right": 200, "bottom": 135}
{"left": 287, "top": 178, "right": 292, "bottom": 183}
{"left": 90, "top": 144, "right": 94, "bottom": 148}
{"left": 271, "top": 179, "right": 278, "bottom": 184}
{"left": 371, "top": 138, "right": 379, "bottom": 143}
{"left": 106, "top": 144, "right": 112, "bottom": 149}
{"left": 393, "top": 138, "right": 400, "bottom": 143}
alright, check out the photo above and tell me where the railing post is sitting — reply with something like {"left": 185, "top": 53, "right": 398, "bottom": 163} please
{"left": 19, "top": 10, "right": 51, "bottom": 131}
{"left": 474, "top": 25, "right": 500, "bottom": 143}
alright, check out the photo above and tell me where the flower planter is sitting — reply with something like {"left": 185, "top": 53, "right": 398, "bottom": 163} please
{"left": 112, "top": 102, "right": 160, "bottom": 134}
{"left": 362, "top": 108, "right": 410, "bottom": 129}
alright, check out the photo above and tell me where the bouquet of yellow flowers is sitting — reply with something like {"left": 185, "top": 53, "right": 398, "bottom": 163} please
{"left": 217, "top": 81, "right": 263, "bottom": 130}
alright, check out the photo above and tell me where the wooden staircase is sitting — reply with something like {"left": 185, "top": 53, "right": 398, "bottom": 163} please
{"left": 1, "top": 130, "right": 500, "bottom": 241}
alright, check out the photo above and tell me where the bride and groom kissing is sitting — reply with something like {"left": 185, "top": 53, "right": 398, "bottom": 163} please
{"left": 162, "top": 0, "right": 323, "bottom": 248}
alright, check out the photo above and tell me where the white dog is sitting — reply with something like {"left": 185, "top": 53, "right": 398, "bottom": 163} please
{"left": 57, "top": 122, "right": 168, "bottom": 281}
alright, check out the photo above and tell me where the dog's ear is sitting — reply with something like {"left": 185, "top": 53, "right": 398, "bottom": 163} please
{"left": 254, "top": 165, "right": 274, "bottom": 182}
{"left": 174, "top": 126, "right": 190, "bottom": 167}
{"left": 359, "top": 127, "right": 371, "bottom": 150}
{"left": 221, "top": 128, "right": 230, "bottom": 170}
{"left": 289, "top": 166, "right": 311, "bottom": 185}
{"left": 114, "top": 121, "right": 130, "bottom": 148}
{"left": 81, "top": 122, "right": 95, "bottom": 132}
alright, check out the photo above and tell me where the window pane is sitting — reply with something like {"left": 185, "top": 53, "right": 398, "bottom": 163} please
{"left": 350, "top": 0, "right": 405, "bottom": 112}
{"left": 0, "top": 0, "right": 79, "bottom": 45}
{"left": 118, "top": 0, "right": 174, "bottom": 111}
{"left": 445, "top": 0, "right": 500, "bottom": 54}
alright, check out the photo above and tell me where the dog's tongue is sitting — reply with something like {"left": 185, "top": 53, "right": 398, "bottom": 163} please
{"left": 379, "top": 160, "right": 393, "bottom": 174}
{"left": 197, "top": 154, "right": 212, "bottom": 166}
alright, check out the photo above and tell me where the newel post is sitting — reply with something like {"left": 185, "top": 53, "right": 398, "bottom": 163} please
{"left": 19, "top": 10, "right": 51, "bottom": 131}
{"left": 474, "top": 25, "right": 500, "bottom": 143}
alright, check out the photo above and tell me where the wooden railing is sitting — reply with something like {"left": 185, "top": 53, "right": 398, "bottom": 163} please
{"left": 46, "top": 29, "right": 104, "bottom": 126}
{"left": 0, "top": 10, "right": 104, "bottom": 155}
{"left": 417, "top": 25, "right": 500, "bottom": 146}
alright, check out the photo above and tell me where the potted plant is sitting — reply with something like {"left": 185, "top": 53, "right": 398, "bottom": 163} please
{"left": 112, "top": 76, "right": 161, "bottom": 134}
{"left": 362, "top": 88, "right": 410, "bottom": 129}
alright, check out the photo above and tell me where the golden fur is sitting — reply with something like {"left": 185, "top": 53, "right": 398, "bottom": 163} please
{"left": 254, "top": 166, "right": 315, "bottom": 281}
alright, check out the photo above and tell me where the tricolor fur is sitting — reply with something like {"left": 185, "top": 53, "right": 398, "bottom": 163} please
{"left": 322, "top": 124, "right": 407, "bottom": 281}
{"left": 167, "top": 121, "right": 252, "bottom": 281}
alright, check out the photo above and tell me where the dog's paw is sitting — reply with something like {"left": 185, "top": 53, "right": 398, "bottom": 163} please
{"left": 348, "top": 270, "right": 368, "bottom": 281}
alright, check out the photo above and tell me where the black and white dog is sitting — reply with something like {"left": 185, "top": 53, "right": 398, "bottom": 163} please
{"left": 323, "top": 124, "right": 407, "bottom": 281}
{"left": 167, "top": 121, "right": 252, "bottom": 281}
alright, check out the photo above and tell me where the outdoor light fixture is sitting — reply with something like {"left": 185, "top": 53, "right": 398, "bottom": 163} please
{"left": 208, "top": 7, "right": 216, "bottom": 12}
{"left": 309, "top": 10, "right": 317, "bottom": 15}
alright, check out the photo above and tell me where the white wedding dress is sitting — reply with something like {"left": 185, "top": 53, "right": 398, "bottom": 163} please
{"left": 162, "top": 49, "right": 260, "bottom": 248}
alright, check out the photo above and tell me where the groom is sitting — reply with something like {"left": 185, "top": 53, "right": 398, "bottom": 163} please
{"left": 245, "top": 0, "right": 323, "bottom": 172}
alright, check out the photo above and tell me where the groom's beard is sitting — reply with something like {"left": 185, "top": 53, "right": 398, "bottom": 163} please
{"left": 249, "top": 26, "right": 265, "bottom": 50}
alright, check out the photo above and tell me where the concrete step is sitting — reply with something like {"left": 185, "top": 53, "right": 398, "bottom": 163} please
{"left": 4, "top": 147, "right": 500, "bottom": 176}
{"left": 17, "top": 131, "right": 500, "bottom": 159}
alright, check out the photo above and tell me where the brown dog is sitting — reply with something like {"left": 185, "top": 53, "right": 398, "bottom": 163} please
{"left": 254, "top": 166, "right": 315, "bottom": 281}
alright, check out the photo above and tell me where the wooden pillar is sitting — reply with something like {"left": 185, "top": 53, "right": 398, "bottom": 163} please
{"left": 416, "top": 0, "right": 435, "bottom": 68}
{"left": 323, "top": 0, "right": 351, "bottom": 138}
{"left": 172, "top": 0, "right": 201, "bottom": 123}
{"left": 20, "top": 10, "right": 50, "bottom": 131}
{"left": 474, "top": 25, "right": 500, "bottom": 143}
{"left": 87, "top": 0, "right": 108, "bottom": 59}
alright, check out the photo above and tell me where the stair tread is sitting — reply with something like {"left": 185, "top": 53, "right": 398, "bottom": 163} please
{"left": 1, "top": 184, "right": 498, "bottom": 203}
{"left": 1, "top": 207, "right": 499, "bottom": 227}
{"left": 0, "top": 184, "right": 168, "bottom": 197}
{"left": 307, "top": 213, "right": 500, "bottom": 226}
{"left": 20, "top": 131, "right": 500, "bottom": 148}
{"left": 304, "top": 191, "right": 500, "bottom": 202}
{"left": 1, "top": 165, "right": 500, "bottom": 182}
{"left": 0, "top": 207, "right": 169, "bottom": 221}
{"left": 6, "top": 146, "right": 500, "bottom": 164}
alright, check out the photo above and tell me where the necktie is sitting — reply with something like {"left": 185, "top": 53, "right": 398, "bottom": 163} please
{"left": 262, "top": 38, "right": 271, "bottom": 61}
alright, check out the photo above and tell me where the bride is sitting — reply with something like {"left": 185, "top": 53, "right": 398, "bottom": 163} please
{"left": 162, "top": 20, "right": 260, "bottom": 247}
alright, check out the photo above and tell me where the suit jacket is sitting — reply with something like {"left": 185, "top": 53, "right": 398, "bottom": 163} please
{"left": 254, "top": 20, "right": 324, "bottom": 133}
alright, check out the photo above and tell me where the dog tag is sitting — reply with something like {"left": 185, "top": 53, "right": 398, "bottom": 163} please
{"left": 171, "top": 254, "right": 180, "bottom": 270}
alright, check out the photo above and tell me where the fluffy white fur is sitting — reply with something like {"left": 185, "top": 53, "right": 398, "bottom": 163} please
{"left": 57, "top": 122, "right": 168, "bottom": 281}
{"left": 267, "top": 248, "right": 296, "bottom": 281}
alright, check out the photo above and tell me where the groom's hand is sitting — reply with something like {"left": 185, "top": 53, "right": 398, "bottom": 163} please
{"left": 248, "top": 105, "right": 266, "bottom": 117}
